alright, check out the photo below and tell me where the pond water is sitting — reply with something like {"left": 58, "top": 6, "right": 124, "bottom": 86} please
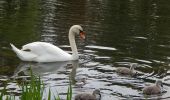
{"left": 0, "top": 0, "right": 170, "bottom": 99}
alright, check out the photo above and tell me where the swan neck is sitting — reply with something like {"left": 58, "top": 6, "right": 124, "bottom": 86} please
{"left": 69, "top": 30, "right": 78, "bottom": 59}
{"left": 130, "top": 67, "right": 133, "bottom": 71}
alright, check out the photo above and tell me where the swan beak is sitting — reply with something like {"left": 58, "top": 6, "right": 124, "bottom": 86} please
{"left": 80, "top": 32, "right": 85, "bottom": 40}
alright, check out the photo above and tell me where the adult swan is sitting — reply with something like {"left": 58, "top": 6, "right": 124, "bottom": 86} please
{"left": 10, "top": 25, "right": 85, "bottom": 62}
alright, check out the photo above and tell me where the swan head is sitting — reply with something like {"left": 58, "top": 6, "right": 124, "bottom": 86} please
{"left": 70, "top": 25, "right": 85, "bottom": 39}
{"left": 92, "top": 89, "right": 101, "bottom": 100}
{"left": 156, "top": 80, "right": 163, "bottom": 87}
{"left": 129, "top": 63, "right": 138, "bottom": 70}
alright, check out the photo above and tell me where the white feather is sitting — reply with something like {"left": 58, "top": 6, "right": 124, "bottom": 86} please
{"left": 10, "top": 25, "right": 84, "bottom": 62}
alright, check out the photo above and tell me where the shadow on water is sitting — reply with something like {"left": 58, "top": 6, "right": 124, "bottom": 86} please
{"left": 0, "top": 0, "right": 170, "bottom": 99}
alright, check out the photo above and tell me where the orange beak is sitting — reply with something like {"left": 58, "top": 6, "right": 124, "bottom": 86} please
{"left": 80, "top": 31, "right": 85, "bottom": 40}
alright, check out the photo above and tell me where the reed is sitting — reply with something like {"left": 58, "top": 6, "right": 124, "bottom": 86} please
{"left": 0, "top": 68, "right": 72, "bottom": 100}
{"left": 20, "top": 72, "right": 44, "bottom": 100}
{"left": 0, "top": 87, "right": 6, "bottom": 100}
{"left": 67, "top": 81, "right": 72, "bottom": 100}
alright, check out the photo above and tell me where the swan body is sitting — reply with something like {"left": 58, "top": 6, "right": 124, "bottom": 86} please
{"left": 10, "top": 25, "right": 85, "bottom": 62}
{"left": 116, "top": 63, "right": 138, "bottom": 75}
{"left": 143, "top": 80, "right": 163, "bottom": 95}
{"left": 75, "top": 89, "right": 101, "bottom": 100}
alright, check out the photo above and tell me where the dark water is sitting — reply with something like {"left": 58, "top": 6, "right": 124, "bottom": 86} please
{"left": 0, "top": 0, "right": 170, "bottom": 99}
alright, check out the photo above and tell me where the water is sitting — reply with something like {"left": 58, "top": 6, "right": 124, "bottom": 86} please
{"left": 0, "top": 0, "right": 170, "bottom": 99}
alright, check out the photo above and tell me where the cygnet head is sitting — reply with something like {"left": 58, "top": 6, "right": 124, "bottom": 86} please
{"left": 93, "top": 89, "right": 101, "bottom": 100}
{"left": 156, "top": 80, "right": 163, "bottom": 87}
{"left": 129, "top": 63, "right": 138, "bottom": 70}
{"left": 69, "top": 25, "right": 85, "bottom": 39}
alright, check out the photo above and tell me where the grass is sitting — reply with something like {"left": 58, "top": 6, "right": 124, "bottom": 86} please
{"left": 0, "top": 68, "right": 72, "bottom": 100}
{"left": 20, "top": 73, "right": 43, "bottom": 100}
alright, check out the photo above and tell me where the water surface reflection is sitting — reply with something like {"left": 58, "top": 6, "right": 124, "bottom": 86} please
{"left": 0, "top": 0, "right": 170, "bottom": 99}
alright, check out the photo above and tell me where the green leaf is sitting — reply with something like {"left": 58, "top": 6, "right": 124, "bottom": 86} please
{"left": 48, "top": 88, "right": 51, "bottom": 100}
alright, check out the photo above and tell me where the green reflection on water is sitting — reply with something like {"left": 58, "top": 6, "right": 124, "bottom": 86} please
{"left": 0, "top": 0, "right": 41, "bottom": 73}
{"left": 0, "top": 0, "right": 40, "bottom": 46}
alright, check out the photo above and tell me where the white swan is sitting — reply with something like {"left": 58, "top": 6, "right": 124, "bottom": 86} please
{"left": 10, "top": 25, "right": 85, "bottom": 62}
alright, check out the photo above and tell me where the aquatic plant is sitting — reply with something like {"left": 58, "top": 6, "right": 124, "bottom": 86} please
{"left": 0, "top": 68, "right": 72, "bottom": 100}
{"left": 67, "top": 81, "right": 72, "bottom": 100}
{"left": 20, "top": 73, "right": 44, "bottom": 100}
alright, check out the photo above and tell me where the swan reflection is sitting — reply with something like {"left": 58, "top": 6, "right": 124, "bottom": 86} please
{"left": 13, "top": 61, "right": 79, "bottom": 77}
{"left": 13, "top": 60, "right": 87, "bottom": 88}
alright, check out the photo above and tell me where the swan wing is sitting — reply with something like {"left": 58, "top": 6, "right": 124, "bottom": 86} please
{"left": 10, "top": 43, "right": 37, "bottom": 61}
{"left": 22, "top": 42, "right": 71, "bottom": 61}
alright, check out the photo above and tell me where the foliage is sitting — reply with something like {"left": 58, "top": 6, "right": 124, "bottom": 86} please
{"left": 20, "top": 69, "right": 44, "bottom": 100}
{"left": 0, "top": 68, "right": 72, "bottom": 100}
{"left": 67, "top": 81, "right": 72, "bottom": 100}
